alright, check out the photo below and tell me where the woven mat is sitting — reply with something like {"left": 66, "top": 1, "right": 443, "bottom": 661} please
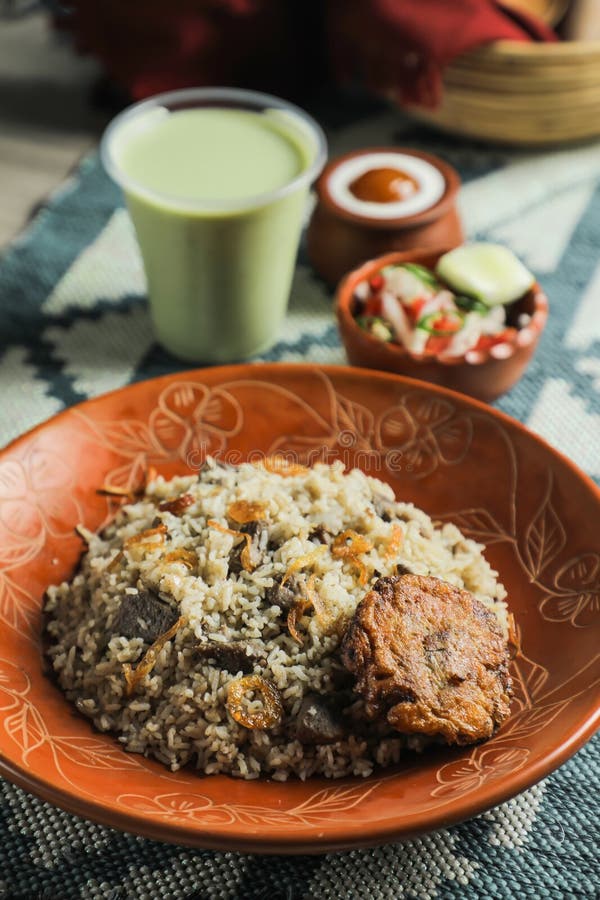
{"left": 0, "top": 93, "right": 599, "bottom": 898}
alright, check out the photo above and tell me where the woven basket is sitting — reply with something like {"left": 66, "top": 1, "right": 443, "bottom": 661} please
{"left": 406, "top": 40, "right": 600, "bottom": 145}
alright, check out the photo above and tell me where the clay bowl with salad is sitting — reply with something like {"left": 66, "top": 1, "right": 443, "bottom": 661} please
{"left": 336, "top": 245, "right": 548, "bottom": 403}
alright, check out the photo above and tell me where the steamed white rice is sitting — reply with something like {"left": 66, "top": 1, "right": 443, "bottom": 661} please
{"left": 45, "top": 458, "right": 508, "bottom": 780}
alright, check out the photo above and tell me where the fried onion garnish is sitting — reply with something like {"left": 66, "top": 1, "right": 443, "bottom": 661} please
{"left": 331, "top": 530, "right": 373, "bottom": 585}
{"left": 207, "top": 520, "right": 255, "bottom": 572}
{"left": 123, "top": 615, "right": 185, "bottom": 696}
{"left": 287, "top": 596, "right": 313, "bottom": 645}
{"left": 226, "top": 675, "right": 283, "bottom": 730}
{"left": 124, "top": 523, "right": 168, "bottom": 551}
{"left": 226, "top": 500, "right": 267, "bottom": 524}
{"left": 98, "top": 466, "right": 158, "bottom": 500}
{"left": 281, "top": 545, "right": 327, "bottom": 587}
{"left": 97, "top": 485, "right": 133, "bottom": 498}
{"left": 507, "top": 613, "right": 519, "bottom": 660}
{"left": 286, "top": 574, "right": 320, "bottom": 645}
{"left": 256, "top": 456, "right": 309, "bottom": 477}
{"left": 162, "top": 548, "right": 197, "bottom": 570}
{"left": 105, "top": 550, "right": 125, "bottom": 572}
{"left": 158, "top": 493, "right": 194, "bottom": 516}
{"left": 384, "top": 525, "right": 404, "bottom": 561}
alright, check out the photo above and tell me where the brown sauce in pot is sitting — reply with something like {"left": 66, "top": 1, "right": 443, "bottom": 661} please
{"left": 349, "top": 167, "right": 419, "bottom": 203}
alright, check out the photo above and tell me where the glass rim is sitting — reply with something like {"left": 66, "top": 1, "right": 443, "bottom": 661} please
{"left": 100, "top": 86, "right": 328, "bottom": 213}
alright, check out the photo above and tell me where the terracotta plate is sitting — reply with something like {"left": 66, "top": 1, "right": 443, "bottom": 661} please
{"left": 0, "top": 364, "right": 598, "bottom": 854}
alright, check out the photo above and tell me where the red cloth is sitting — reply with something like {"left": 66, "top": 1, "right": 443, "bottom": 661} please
{"left": 328, "top": 0, "right": 557, "bottom": 107}
{"left": 63, "top": 0, "right": 293, "bottom": 100}
{"left": 57, "top": 1, "right": 556, "bottom": 106}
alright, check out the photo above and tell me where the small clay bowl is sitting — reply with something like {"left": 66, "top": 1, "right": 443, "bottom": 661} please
{"left": 307, "top": 148, "right": 463, "bottom": 287}
{"left": 336, "top": 248, "right": 548, "bottom": 403}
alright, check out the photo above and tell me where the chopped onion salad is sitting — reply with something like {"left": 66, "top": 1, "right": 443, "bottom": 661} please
{"left": 353, "top": 245, "right": 535, "bottom": 358}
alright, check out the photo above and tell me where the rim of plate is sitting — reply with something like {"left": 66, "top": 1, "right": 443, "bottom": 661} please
{"left": 0, "top": 363, "right": 598, "bottom": 853}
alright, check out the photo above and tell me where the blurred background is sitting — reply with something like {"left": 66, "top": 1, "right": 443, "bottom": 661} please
{"left": 0, "top": 0, "right": 325, "bottom": 244}
{"left": 2, "top": 0, "right": 599, "bottom": 244}
{"left": 0, "top": 2, "right": 104, "bottom": 244}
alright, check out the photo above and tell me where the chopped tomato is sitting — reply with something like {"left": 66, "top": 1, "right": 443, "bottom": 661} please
{"left": 474, "top": 327, "right": 517, "bottom": 352}
{"left": 431, "top": 314, "right": 462, "bottom": 334}
{"left": 369, "top": 273, "right": 384, "bottom": 292}
{"left": 474, "top": 334, "right": 496, "bottom": 352}
{"left": 365, "top": 293, "right": 382, "bottom": 316}
{"left": 425, "top": 335, "right": 452, "bottom": 354}
{"left": 405, "top": 296, "right": 427, "bottom": 324}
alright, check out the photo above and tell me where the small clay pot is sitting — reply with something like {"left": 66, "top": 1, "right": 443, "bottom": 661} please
{"left": 335, "top": 248, "right": 548, "bottom": 403}
{"left": 307, "top": 148, "right": 463, "bottom": 287}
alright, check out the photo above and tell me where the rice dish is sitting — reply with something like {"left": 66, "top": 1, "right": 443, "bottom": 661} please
{"left": 45, "top": 458, "right": 509, "bottom": 781}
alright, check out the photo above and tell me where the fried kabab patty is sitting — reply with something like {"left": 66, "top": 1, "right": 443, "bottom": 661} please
{"left": 341, "top": 574, "right": 512, "bottom": 745}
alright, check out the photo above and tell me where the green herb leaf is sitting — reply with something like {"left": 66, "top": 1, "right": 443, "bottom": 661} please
{"left": 454, "top": 295, "right": 490, "bottom": 314}
{"left": 416, "top": 311, "right": 465, "bottom": 336}
{"left": 401, "top": 263, "right": 439, "bottom": 289}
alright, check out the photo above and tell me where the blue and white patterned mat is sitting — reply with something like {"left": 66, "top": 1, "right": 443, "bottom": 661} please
{"left": 0, "top": 94, "right": 598, "bottom": 897}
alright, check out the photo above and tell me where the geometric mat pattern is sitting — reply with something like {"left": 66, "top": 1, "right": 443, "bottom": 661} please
{"left": 0, "top": 92, "right": 598, "bottom": 897}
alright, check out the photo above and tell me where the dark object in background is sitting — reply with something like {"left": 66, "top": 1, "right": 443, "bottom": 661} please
{"left": 0, "top": 0, "right": 41, "bottom": 18}
{"left": 51, "top": 0, "right": 327, "bottom": 104}
{"left": 46, "top": 0, "right": 560, "bottom": 140}
{"left": 328, "top": 0, "right": 556, "bottom": 108}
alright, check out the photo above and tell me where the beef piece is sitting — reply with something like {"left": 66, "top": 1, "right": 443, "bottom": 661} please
{"left": 196, "top": 641, "right": 261, "bottom": 674}
{"left": 265, "top": 575, "right": 297, "bottom": 611}
{"left": 295, "top": 693, "right": 346, "bottom": 744}
{"left": 328, "top": 666, "right": 355, "bottom": 691}
{"left": 229, "top": 520, "right": 269, "bottom": 574}
{"left": 341, "top": 574, "right": 512, "bottom": 746}
{"left": 111, "top": 590, "right": 178, "bottom": 644}
{"left": 309, "top": 525, "right": 332, "bottom": 545}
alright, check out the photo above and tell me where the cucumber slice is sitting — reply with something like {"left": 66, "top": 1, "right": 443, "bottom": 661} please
{"left": 436, "top": 244, "right": 535, "bottom": 307}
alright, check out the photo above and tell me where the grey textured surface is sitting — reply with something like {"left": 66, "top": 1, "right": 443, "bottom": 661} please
{"left": 0, "top": 95, "right": 598, "bottom": 897}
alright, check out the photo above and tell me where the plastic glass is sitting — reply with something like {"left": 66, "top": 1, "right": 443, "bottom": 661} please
{"left": 101, "top": 88, "right": 327, "bottom": 362}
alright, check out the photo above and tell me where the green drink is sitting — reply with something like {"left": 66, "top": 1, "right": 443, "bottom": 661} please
{"left": 101, "top": 89, "right": 326, "bottom": 362}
